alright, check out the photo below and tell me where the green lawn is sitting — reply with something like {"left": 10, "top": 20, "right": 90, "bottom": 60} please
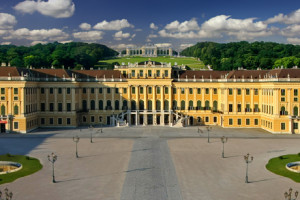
{"left": 98, "top": 56, "right": 206, "bottom": 70}
{"left": 0, "top": 154, "right": 43, "bottom": 185}
{"left": 266, "top": 154, "right": 300, "bottom": 182}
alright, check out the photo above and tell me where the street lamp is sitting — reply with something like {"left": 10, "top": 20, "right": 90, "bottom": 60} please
{"left": 206, "top": 126, "right": 212, "bottom": 143}
{"left": 47, "top": 152, "right": 57, "bottom": 183}
{"left": 244, "top": 153, "right": 254, "bottom": 183}
{"left": 285, "top": 188, "right": 299, "bottom": 200}
{"left": 0, "top": 188, "right": 13, "bottom": 200}
{"left": 73, "top": 135, "right": 80, "bottom": 158}
{"left": 220, "top": 136, "right": 228, "bottom": 158}
{"left": 89, "top": 125, "right": 93, "bottom": 143}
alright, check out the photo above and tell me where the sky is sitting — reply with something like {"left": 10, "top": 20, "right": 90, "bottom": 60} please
{"left": 0, "top": 0, "right": 300, "bottom": 51}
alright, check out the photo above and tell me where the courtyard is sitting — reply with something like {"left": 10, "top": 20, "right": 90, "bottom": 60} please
{"left": 0, "top": 126, "right": 299, "bottom": 200}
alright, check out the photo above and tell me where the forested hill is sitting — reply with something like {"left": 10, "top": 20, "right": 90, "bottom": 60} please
{"left": 180, "top": 41, "right": 300, "bottom": 70}
{"left": 0, "top": 42, "right": 118, "bottom": 69}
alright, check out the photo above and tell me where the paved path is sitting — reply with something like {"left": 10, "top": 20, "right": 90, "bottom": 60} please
{"left": 121, "top": 136, "right": 182, "bottom": 200}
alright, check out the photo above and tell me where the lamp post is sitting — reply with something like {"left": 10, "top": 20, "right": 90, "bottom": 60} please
{"left": 285, "top": 188, "right": 299, "bottom": 200}
{"left": 47, "top": 152, "right": 57, "bottom": 183}
{"left": 244, "top": 153, "right": 253, "bottom": 183}
{"left": 220, "top": 136, "right": 228, "bottom": 158}
{"left": 206, "top": 126, "right": 212, "bottom": 143}
{"left": 73, "top": 135, "right": 80, "bottom": 158}
{"left": 0, "top": 188, "right": 13, "bottom": 200}
{"left": 89, "top": 125, "right": 93, "bottom": 143}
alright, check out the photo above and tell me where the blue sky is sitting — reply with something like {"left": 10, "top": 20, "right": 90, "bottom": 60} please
{"left": 0, "top": 0, "right": 299, "bottom": 51}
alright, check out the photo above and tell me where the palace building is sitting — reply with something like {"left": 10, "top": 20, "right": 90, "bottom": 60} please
{"left": 0, "top": 60, "right": 300, "bottom": 134}
{"left": 126, "top": 44, "right": 173, "bottom": 57}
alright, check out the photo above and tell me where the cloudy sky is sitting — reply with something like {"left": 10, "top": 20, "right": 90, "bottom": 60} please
{"left": 0, "top": 0, "right": 299, "bottom": 51}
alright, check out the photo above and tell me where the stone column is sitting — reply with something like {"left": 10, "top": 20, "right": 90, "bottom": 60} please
{"left": 242, "top": 88, "right": 245, "bottom": 114}
{"left": 128, "top": 85, "right": 131, "bottom": 110}
{"left": 63, "top": 87, "right": 66, "bottom": 112}
{"left": 251, "top": 88, "right": 254, "bottom": 113}
{"left": 288, "top": 88, "right": 291, "bottom": 115}
{"left": 87, "top": 88, "right": 90, "bottom": 110}
{"left": 72, "top": 88, "right": 76, "bottom": 112}
{"left": 112, "top": 86, "right": 115, "bottom": 111}
{"left": 233, "top": 88, "right": 237, "bottom": 113}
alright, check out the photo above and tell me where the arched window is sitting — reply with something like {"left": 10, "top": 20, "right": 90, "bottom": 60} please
{"left": 123, "top": 100, "right": 127, "bottom": 110}
{"left": 131, "top": 100, "right": 136, "bottom": 110}
{"left": 99, "top": 100, "right": 103, "bottom": 110}
{"left": 172, "top": 100, "right": 177, "bottom": 110}
{"left": 280, "top": 106, "right": 286, "bottom": 115}
{"left": 181, "top": 100, "right": 185, "bottom": 110}
{"left": 294, "top": 106, "right": 298, "bottom": 116}
{"left": 82, "top": 100, "right": 87, "bottom": 110}
{"left": 148, "top": 100, "right": 152, "bottom": 110}
{"left": 189, "top": 100, "right": 193, "bottom": 110}
{"left": 139, "top": 100, "right": 144, "bottom": 110}
{"left": 14, "top": 105, "right": 19, "bottom": 115}
{"left": 115, "top": 100, "right": 119, "bottom": 110}
{"left": 156, "top": 100, "right": 161, "bottom": 110}
{"left": 164, "top": 100, "right": 169, "bottom": 111}
{"left": 197, "top": 100, "right": 201, "bottom": 110}
{"left": 107, "top": 100, "right": 111, "bottom": 110}
{"left": 90, "top": 100, "right": 95, "bottom": 110}
{"left": 213, "top": 101, "right": 218, "bottom": 111}
{"left": 205, "top": 101, "right": 210, "bottom": 110}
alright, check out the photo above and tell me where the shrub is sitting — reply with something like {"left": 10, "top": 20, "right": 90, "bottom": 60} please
{"left": 6, "top": 153, "right": 12, "bottom": 157}
{"left": 279, "top": 156, "right": 284, "bottom": 160}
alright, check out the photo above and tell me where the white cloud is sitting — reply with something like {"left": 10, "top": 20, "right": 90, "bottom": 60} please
{"left": 227, "top": 30, "right": 273, "bottom": 40}
{"left": 1, "top": 42, "right": 11, "bottom": 45}
{"left": 280, "top": 24, "right": 300, "bottom": 37}
{"left": 0, "top": 13, "right": 17, "bottom": 30}
{"left": 135, "top": 28, "right": 142, "bottom": 32}
{"left": 180, "top": 43, "right": 194, "bottom": 49}
{"left": 4, "top": 28, "right": 69, "bottom": 41}
{"left": 158, "top": 29, "right": 202, "bottom": 39}
{"left": 114, "top": 31, "right": 131, "bottom": 40}
{"left": 79, "top": 23, "right": 91, "bottom": 30}
{"left": 94, "top": 19, "right": 134, "bottom": 30}
{"left": 148, "top": 34, "right": 158, "bottom": 38}
{"left": 165, "top": 18, "right": 200, "bottom": 32}
{"left": 287, "top": 37, "right": 300, "bottom": 45}
{"left": 73, "top": 31, "right": 104, "bottom": 41}
{"left": 265, "top": 9, "right": 300, "bottom": 24}
{"left": 31, "top": 41, "right": 48, "bottom": 46}
{"left": 150, "top": 23, "right": 158, "bottom": 30}
{"left": 155, "top": 43, "right": 171, "bottom": 48}
{"left": 109, "top": 43, "right": 136, "bottom": 50}
{"left": 14, "top": 0, "right": 75, "bottom": 18}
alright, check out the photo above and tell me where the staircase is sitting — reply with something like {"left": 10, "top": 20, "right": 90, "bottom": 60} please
{"left": 172, "top": 111, "right": 186, "bottom": 127}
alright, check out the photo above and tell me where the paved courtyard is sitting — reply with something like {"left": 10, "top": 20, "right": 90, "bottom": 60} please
{"left": 0, "top": 126, "right": 300, "bottom": 200}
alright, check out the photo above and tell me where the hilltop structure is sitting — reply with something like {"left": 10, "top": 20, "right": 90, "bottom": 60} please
{"left": 126, "top": 44, "right": 173, "bottom": 57}
{"left": 0, "top": 60, "right": 299, "bottom": 134}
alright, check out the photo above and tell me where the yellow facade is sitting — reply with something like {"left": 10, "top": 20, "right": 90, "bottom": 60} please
{"left": 0, "top": 61, "right": 300, "bottom": 134}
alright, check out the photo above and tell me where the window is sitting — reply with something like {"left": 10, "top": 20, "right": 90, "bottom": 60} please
{"left": 148, "top": 100, "right": 153, "bottom": 110}
{"left": 14, "top": 105, "right": 19, "bottom": 115}
{"left": 294, "top": 106, "right": 298, "bottom": 116}
{"left": 197, "top": 88, "right": 201, "bottom": 94}
{"left": 164, "top": 70, "right": 168, "bottom": 77}
{"left": 156, "top": 70, "right": 160, "bottom": 77}
{"left": 214, "top": 88, "right": 217, "bottom": 94}
{"left": 0, "top": 96, "right": 4, "bottom": 100}
{"left": 132, "top": 70, "right": 135, "bottom": 77}
{"left": 181, "top": 100, "right": 185, "bottom": 110}
{"left": 254, "top": 119, "right": 258, "bottom": 125}
{"left": 213, "top": 117, "right": 217, "bottom": 123}
{"left": 281, "top": 89, "right": 285, "bottom": 96}
{"left": 205, "top": 101, "right": 210, "bottom": 110}
{"left": 246, "top": 104, "right": 250, "bottom": 112}
{"left": 229, "top": 88, "right": 233, "bottom": 95}
{"left": 58, "top": 103, "right": 63, "bottom": 112}
{"left": 115, "top": 88, "right": 119, "bottom": 94}
{"left": 49, "top": 103, "right": 54, "bottom": 112}
{"left": 132, "top": 87, "right": 135, "bottom": 94}
{"left": 205, "top": 88, "right": 209, "bottom": 94}
{"left": 197, "top": 100, "right": 201, "bottom": 110}
{"left": 254, "top": 104, "right": 259, "bottom": 112}
{"left": 67, "top": 118, "right": 71, "bottom": 125}
{"left": 140, "top": 87, "right": 144, "bottom": 94}
{"left": 107, "top": 88, "right": 111, "bottom": 94}
{"left": 229, "top": 118, "right": 233, "bottom": 125}
{"left": 41, "top": 103, "right": 45, "bottom": 112}
{"left": 90, "top": 100, "right": 95, "bottom": 110}
{"left": 139, "top": 70, "right": 143, "bottom": 77}
{"left": 148, "top": 87, "right": 152, "bottom": 94}
{"left": 14, "top": 122, "right": 19, "bottom": 129}
{"left": 1, "top": 88, "right": 5, "bottom": 94}
{"left": 14, "top": 96, "right": 18, "bottom": 100}
{"left": 67, "top": 88, "right": 71, "bottom": 94}
{"left": 281, "top": 123, "right": 285, "bottom": 130}
{"left": 173, "top": 88, "right": 176, "bottom": 94}
{"left": 58, "top": 88, "right": 62, "bottom": 94}
{"left": 67, "top": 103, "right": 71, "bottom": 112}
{"left": 156, "top": 100, "right": 161, "bottom": 110}
{"left": 50, "top": 88, "right": 54, "bottom": 94}
{"left": 189, "top": 88, "right": 193, "bottom": 94}
{"left": 14, "top": 88, "right": 18, "bottom": 94}
{"left": 205, "top": 117, "right": 209, "bottom": 122}
{"left": 115, "top": 100, "right": 119, "bottom": 110}
{"left": 237, "top": 88, "right": 241, "bottom": 95}
{"left": 99, "top": 116, "right": 102, "bottom": 122}
{"left": 246, "top": 89, "right": 250, "bottom": 95}
{"left": 99, "top": 88, "right": 103, "bottom": 94}
{"left": 188, "top": 100, "right": 193, "bottom": 110}
{"left": 91, "top": 116, "right": 95, "bottom": 123}
{"left": 294, "top": 123, "right": 298, "bottom": 130}
{"left": 82, "top": 116, "right": 87, "bottom": 122}
{"left": 41, "top": 118, "right": 45, "bottom": 125}
{"left": 254, "top": 89, "right": 258, "bottom": 95}
{"left": 237, "top": 104, "right": 241, "bottom": 112}
{"left": 237, "top": 119, "right": 242, "bottom": 125}
{"left": 49, "top": 118, "right": 54, "bottom": 125}
{"left": 281, "top": 97, "right": 285, "bottom": 102}
{"left": 165, "top": 87, "right": 169, "bottom": 94}
{"left": 40, "top": 88, "right": 45, "bottom": 94}
{"left": 157, "top": 87, "right": 161, "bottom": 94}
{"left": 246, "top": 119, "right": 250, "bottom": 125}
{"left": 99, "top": 100, "right": 103, "bottom": 110}
{"left": 181, "top": 88, "right": 184, "bottom": 94}
{"left": 197, "top": 117, "right": 201, "bottom": 123}
{"left": 58, "top": 118, "right": 62, "bottom": 125}
{"left": 91, "top": 88, "right": 95, "bottom": 94}
{"left": 229, "top": 104, "right": 233, "bottom": 112}
{"left": 123, "top": 88, "right": 127, "bottom": 94}
{"left": 295, "top": 89, "right": 298, "bottom": 96}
